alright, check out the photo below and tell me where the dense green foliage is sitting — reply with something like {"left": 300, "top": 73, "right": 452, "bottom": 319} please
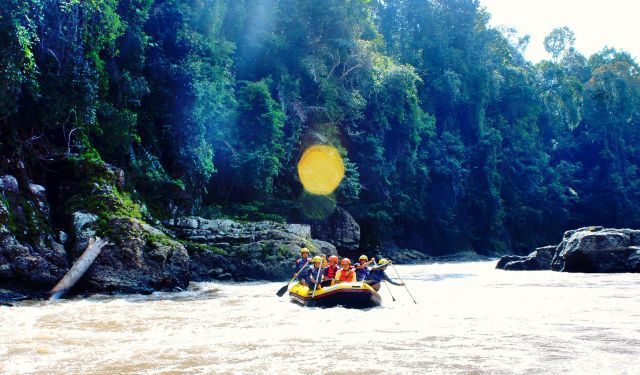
{"left": 1, "top": 0, "right": 639, "bottom": 255}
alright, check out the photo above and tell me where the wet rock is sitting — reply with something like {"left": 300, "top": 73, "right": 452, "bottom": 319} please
{"left": 496, "top": 245, "right": 556, "bottom": 271}
{"left": 286, "top": 224, "right": 311, "bottom": 239}
{"left": 0, "top": 262, "right": 12, "bottom": 279}
{"left": 551, "top": 228, "right": 633, "bottom": 272}
{"left": 0, "top": 232, "right": 69, "bottom": 288}
{"left": 496, "top": 255, "right": 525, "bottom": 270}
{"left": 0, "top": 200, "right": 9, "bottom": 223}
{"left": 167, "top": 216, "right": 337, "bottom": 281}
{"left": 77, "top": 218, "right": 189, "bottom": 294}
{"left": 625, "top": 248, "right": 640, "bottom": 272}
{"left": 218, "top": 273, "right": 232, "bottom": 280}
{"left": 58, "top": 231, "right": 68, "bottom": 244}
{"left": 0, "top": 175, "right": 19, "bottom": 193}
{"left": 28, "top": 183, "right": 49, "bottom": 216}
{"left": 0, "top": 289, "right": 27, "bottom": 302}
{"left": 72, "top": 212, "right": 99, "bottom": 245}
{"left": 28, "top": 183, "right": 46, "bottom": 201}
{"left": 378, "top": 246, "right": 433, "bottom": 264}
{"left": 562, "top": 226, "right": 604, "bottom": 239}
{"left": 310, "top": 239, "right": 337, "bottom": 256}
{"left": 309, "top": 207, "right": 360, "bottom": 251}
{"left": 617, "top": 229, "right": 640, "bottom": 246}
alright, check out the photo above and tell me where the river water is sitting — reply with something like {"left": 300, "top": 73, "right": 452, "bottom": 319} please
{"left": 1, "top": 261, "right": 639, "bottom": 374}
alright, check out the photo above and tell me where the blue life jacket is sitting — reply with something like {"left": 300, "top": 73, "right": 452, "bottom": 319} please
{"left": 305, "top": 265, "right": 323, "bottom": 285}
{"left": 295, "top": 257, "right": 310, "bottom": 272}
{"left": 367, "top": 269, "right": 387, "bottom": 283}
{"left": 297, "top": 265, "right": 310, "bottom": 281}
{"left": 355, "top": 266, "right": 370, "bottom": 281}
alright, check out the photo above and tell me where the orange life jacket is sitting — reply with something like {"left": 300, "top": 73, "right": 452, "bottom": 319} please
{"left": 337, "top": 268, "right": 355, "bottom": 282}
{"left": 324, "top": 265, "right": 338, "bottom": 279}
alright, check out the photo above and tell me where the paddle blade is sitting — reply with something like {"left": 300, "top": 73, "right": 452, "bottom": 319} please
{"left": 276, "top": 284, "right": 289, "bottom": 297}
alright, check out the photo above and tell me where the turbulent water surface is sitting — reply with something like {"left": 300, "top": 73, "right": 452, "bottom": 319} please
{"left": 1, "top": 261, "right": 639, "bottom": 374}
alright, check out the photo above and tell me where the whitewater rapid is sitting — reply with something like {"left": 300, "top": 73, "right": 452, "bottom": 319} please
{"left": 1, "top": 261, "right": 639, "bottom": 374}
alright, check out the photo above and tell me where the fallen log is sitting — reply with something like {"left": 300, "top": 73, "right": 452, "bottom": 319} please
{"left": 49, "top": 237, "right": 108, "bottom": 300}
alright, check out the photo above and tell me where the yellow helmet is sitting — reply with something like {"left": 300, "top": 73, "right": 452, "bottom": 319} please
{"left": 312, "top": 256, "right": 322, "bottom": 263}
{"left": 378, "top": 258, "right": 389, "bottom": 266}
{"left": 300, "top": 247, "right": 310, "bottom": 255}
{"left": 358, "top": 254, "right": 368, "bottom": 261}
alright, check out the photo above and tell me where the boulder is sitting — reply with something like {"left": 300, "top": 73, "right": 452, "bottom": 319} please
{"left": 0, "top": 188, "right": 68, "bottom": 290}
{"left": 309, "top": 207, "right": 360, "bottom": 251}
{"left": 0, "top": 175, "right": 19, "bottom": 193}
{"left": 624, "top": 248, "right": 640, "bottom": 272}
{"left": 76, "top": 218, "right": 189, "bottom": 294}
{"left": 166, "top": 216, "right": 337, "bottom": 281}
{"left": 0, "top": 232, "right": 69, "bottom": 288}
{"left": 496, "top": 245, "right": 556, "bottom": 271}
{"left": 71, "top": 212, "right": 99, "bottom": 254}
{"left": 551, "top": 227, "right": 637, "bottom": 273}
{"left": 496, "top": 255, "right": 526, "bottom": 270}
{"left": 27, "top": 183, "right": 49, "bottom": 216}
{"left": 164, "top": 217, "right": 318, "bottom": 245}
{"left": 377, "top": 246, "right": 433, "bottom": 264}
{"left": 28, "top": 183, "right": 46, "bottom": 201}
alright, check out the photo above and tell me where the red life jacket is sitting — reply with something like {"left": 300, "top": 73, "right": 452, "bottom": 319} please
{"left": 338, "top": 268, "right": 355, "bottom": 282}
{"left": 324, "top": 265, "right": 338, "bottom": 279}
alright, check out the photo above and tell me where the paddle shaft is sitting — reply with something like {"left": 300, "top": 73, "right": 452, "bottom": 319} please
{"left": 311, "top": 263, "right": 323, "bottom": 298}
{"left": 390, "top": 263, "right": 417, "bottom": 304}
{"left": 276, "top": 259, "right": 310, "bottom": 296}
{"left": 383, "top": 280, "right": 396, "bottom": 302}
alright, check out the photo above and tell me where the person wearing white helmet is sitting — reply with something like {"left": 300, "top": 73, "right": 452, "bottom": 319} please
{"left": 366, "top": 259, "right": 404, "bottom": 287}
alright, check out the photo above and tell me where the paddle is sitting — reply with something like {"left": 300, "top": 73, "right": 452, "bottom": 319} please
{"left": 276, "top": 259, "right": 310, "bottom": 297}
{"left": 383, "top": 280, "right": 396, "bottom": 302}
{"left": 390, "top": 261, "right": 417, "bottom": 304}
{"left": 311, "top": 261, "right": 323, "bottom": 298}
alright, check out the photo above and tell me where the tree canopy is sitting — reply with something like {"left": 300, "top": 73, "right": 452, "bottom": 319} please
{"left": 2, "top": 0, "right": 640, "bottom": 255}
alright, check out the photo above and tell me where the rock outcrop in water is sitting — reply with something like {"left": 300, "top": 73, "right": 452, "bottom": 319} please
{"left": 497, "top": 227, "right": 640, "bottom": 273}
{"left": 164, "top": 217, "right": 336, "bottom": 281}
{"left": 551, "top": 227, "right": 640, "bottom": 273}
{"left": 73, "top": 217, "right": 190, "bottom": 294}
{"left": 495, "top": 245, "right": 555, "bottom": 271}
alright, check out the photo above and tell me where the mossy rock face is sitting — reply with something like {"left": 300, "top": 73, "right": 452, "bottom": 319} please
{"left": 75, "top": 218, "right": 189, "bottom": 294}
{"left": 60, "top": 154, "right": 144, "bottom": 236}
{"left": 0, "top": 175, "right": 51, "bottom": 245}
{"left": 167, "top": 216, "right": 337, "bottom": 281}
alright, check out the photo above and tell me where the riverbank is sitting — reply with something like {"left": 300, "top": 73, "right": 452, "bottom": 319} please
{"left": 1, "top": 164, "right": 499, "bottom": 302}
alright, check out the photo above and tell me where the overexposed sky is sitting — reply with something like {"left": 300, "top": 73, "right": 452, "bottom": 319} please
{"left": 480, "top": 0, "right": 639, "bottom": 62}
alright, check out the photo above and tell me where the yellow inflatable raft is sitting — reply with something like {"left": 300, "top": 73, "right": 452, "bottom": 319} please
{"left": 289, "top": 281, "right": 382, "bottom": 308}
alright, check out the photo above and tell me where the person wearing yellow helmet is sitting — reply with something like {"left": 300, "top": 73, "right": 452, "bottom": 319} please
{"left": 306, "top": 255, "right": 325, "bottom": 290}
{"left": 334, "top": 258, "right": 356, "bottom": 283}
{"left": 366, "top": 258, "right": 404, "bottom": 289}
{"left": 294, "top": 247, "right": 312, "bottom": 273}
{"left": 355, "top": 254, "right": 375, "bottom": 281}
